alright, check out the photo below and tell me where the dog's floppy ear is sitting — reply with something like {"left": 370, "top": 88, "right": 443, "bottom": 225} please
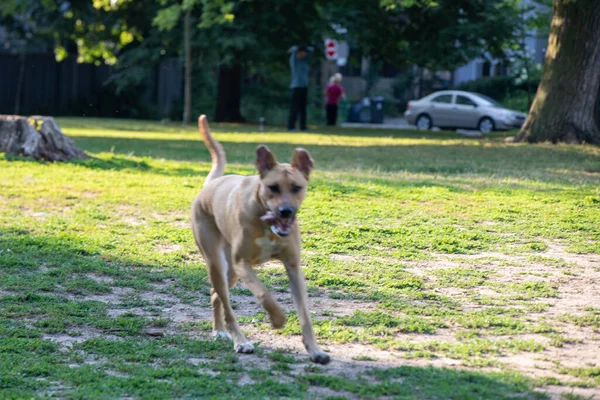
{"left": 256, "top": 145, "right": 277, "bottom": 176}
{"left": 291, "top": 148, "right": 313, "bottom": 179}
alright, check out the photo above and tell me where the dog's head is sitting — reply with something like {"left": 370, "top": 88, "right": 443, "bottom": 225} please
{"left": 256, "top": 145, "right": 313, "bottom": 237}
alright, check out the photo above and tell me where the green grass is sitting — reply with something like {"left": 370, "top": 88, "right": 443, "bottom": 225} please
{"left": 1, "top": 117, "right": 599, "bottom": 398}
{"left": 559, "top": 309, "right": 600, "bottom": 332}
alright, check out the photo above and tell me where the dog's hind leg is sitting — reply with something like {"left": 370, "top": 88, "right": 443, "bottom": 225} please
{"left": 209, "top": 287, "right": 229, "bottom": 340}
{"left": 209, "top": 250, "right": 253, "bottom": 353}
{"left": 211, "top": 245, "right": 239, "bottom": 340}
{"left": 224, "top": 244, "right": 239, "bottom": 289}
{"left": 192, "top": 214, "right": 252, "bottom": 353}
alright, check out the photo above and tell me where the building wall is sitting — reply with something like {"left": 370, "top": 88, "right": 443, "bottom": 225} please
{"left": 452, "top": 0, "right": 549, "bottom": 86}
{"left": 453, "top": 62, "right": 480, "bottom": 86}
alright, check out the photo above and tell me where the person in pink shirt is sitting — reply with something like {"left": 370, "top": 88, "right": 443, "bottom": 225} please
{"left": 325, "top": 73, "right": 346, "bottom": 126}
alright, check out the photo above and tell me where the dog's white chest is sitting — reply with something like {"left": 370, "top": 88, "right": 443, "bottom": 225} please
{"left": 254, "top": 229, "right": 285, "bottom": 263}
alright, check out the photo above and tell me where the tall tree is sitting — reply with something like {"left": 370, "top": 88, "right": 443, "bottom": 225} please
{"left": 183, "top": 8, "right": 192, "bottom": 125}
{"left": 329, "top": 0, "right": 521, "bottom": 72}
{"left": 514, "top": 0, "right": 600, "bottom": 144}
{"left": 153, "top": 0, "right": 202, "bottom": 125}
{"left": 200, "top": 0, "right": 326, "bottom": 122}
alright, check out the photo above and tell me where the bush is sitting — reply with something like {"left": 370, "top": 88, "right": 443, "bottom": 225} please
{"left": 456, "top": 75, "right": 540, "bottom": 102}
{"left": 169, "top": 67, "right": 218, "bottom": 122}
{"left": 242, "top": 70, "right": 325, "bottom": 126}
{"left": 66, "top": 83, "right": 157, "bottom": 119}
{"left": 502, "top": 91, "right": 532, "bottom": 113}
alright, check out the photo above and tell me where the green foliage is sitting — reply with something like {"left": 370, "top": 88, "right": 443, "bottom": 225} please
{"left": 502, "top": 91, "right": 533, "bottom": 113}
{"left": 0, "top": 0, "right": 60, "bottom": 54}
{"left": 153, "top": 3, "right": 183, "bottom": 31}
{"left": 456, "top": 75, "right": 541, "bottom": 102}
{"left": 526, "top": 0, "right": 553, "bottom": 34}
{"left": 2, "top": 0, "right": 548, "bottom": 123}
{"left": 201, "top": 0, "right": 326, "bottom": 66}
{"left": 331, "top": 0, "right": 523, "bottom": 70}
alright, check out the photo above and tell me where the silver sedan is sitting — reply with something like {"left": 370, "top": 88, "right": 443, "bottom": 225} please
{"left": 404, "top": 90, "right": 527, "bottom": 133}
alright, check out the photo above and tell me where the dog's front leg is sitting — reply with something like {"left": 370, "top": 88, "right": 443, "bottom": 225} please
{"left": 281, "top": 256, "right": 330, "bottom": 365}
{"left": 234, "top": 259, "right": 287, "bottom": 329}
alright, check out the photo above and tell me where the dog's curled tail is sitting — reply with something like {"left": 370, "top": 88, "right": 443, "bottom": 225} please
{"left": 198, "top": 115, "right": 226, "bottom": 186}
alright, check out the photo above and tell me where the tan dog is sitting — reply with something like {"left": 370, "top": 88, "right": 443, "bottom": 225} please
{"left": 191, "top": 115, "right": 330, "bottom": 365}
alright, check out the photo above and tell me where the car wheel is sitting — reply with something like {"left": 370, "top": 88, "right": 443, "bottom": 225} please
{"left": 416, "top": 114, "right": 432, "bottom": 130}
{"left": 478, "top": 117, "right": 495, "bottom": 134}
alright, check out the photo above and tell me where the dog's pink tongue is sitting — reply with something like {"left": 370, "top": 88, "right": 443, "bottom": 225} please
{"left": 261, "top": 211, "right": 277, "bottom": 223}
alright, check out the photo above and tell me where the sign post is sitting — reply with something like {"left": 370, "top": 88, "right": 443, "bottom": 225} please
{"left": 324, "top": 39, "right": 338, "bottom": 60}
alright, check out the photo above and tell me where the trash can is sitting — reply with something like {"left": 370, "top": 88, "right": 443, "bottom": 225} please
{"left": 347, "top": 103, "right": 361, "bottom": 122}
{"left": 359, "top": 98, "right": 372, "bottom": 123}
{"left": 348, "top": 100, "right": 371, "bottom": 123}
{"left": 370, "top": 96, "right": 384, "bottom": 124}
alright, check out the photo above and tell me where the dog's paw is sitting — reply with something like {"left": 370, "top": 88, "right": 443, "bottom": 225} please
{"left": 212, "top": 330, "right": 232, "bottom": 341}
{"left": 309, "top": 350, "right": 331, "bottom": 365}
{"left": 270, "top": 312, "right": 287, "bottom": 329}
{"left": 235, "top": 342, "right": 255, "bottom": 354}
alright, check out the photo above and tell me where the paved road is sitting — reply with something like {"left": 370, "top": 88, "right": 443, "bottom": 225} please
{"left": 341, "top": 117, "right": 483, "bottom": 137}
{"left": 341, "top": 117, "right": 412, "bottom": 130}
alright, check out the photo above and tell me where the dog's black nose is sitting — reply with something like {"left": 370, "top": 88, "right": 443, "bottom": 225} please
{"left": 278, "top": 206, "right": 294, "bottom": 219}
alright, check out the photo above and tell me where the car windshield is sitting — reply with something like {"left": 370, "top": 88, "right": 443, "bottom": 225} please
{"left": 471, "top": 93, "right": 502, "bottom": 107}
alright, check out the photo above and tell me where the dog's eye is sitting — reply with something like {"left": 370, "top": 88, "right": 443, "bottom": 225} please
{"left": 268, "top": 184, "right": 280, "bottom": 193}
{"left": 291, "top": 184, "right": 303, "bottom": 193}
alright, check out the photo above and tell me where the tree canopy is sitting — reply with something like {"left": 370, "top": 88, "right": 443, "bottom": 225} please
{"left": 1, "top": 0, "right": 530, "bottom": 74}
{"left": 331, "top": 0, "right": 523, "bottom": 71}
{"left": 1, "top": 0, "right": 551, "bottom": 123}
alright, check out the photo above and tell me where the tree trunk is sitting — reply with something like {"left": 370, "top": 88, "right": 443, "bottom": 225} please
{"left": 514, "top": 0, "right": 600, "bottom": 144}
{"left": 415, "top": 67, "right": 424, "bottom": 99}
{"left": 0, "top": 115, "right": 88, "bottom": 161}
{"left": 214, "top": 63, "right": 244, "bottom": 123}
{"left": 182, "top": 9, "right": 192, "bottom": 126}
{"left": 596, "top": 81, "right": 600, "bottom": 132}
{"left": 520, "top": 6, "right": 532, "bottom": 112}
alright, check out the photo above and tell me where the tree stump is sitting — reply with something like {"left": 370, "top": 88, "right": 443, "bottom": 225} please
{"left": 0, "top": 115, "right": 88, "bottom": 161}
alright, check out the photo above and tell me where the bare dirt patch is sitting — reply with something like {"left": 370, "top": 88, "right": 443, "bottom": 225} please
{"left": 44, "top": 327, "right": 123, "bottom": 349}
{"left": 156, "top": 243, "right": 183, "bottom": 253}
{"left": 66, "top": 286, "right": 134, "bottom": 304}
{"left": 87, "top": 273, "right": 114, "bottom": 284}
{"left": 100, "top": 244, "right": 600, "bottom": 399}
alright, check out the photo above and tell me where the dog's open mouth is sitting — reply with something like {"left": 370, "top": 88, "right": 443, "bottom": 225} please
{"left": 261, "top": 211, "right": 294, "bottom": 237}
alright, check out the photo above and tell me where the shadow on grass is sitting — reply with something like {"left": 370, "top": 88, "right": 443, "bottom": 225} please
{"left": 1, "top": 151, "right": 204, "bottom": 178}
{"left": 0, "top": 340, "right": 550, "bottom": 399}
{"left": 2, "top": 152, "right": 483, "bottom": 197}
{"left": 64, "top": 135, "right": 600, "bottom": 183}
{"left": 300, "top": 364, "right": 549, "bottom": 399}
{"left": 0, "top": 227, "right": 207, "bottom": 295}
{"left": 70, "top": 155, "right": 203, "bottom": 177}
